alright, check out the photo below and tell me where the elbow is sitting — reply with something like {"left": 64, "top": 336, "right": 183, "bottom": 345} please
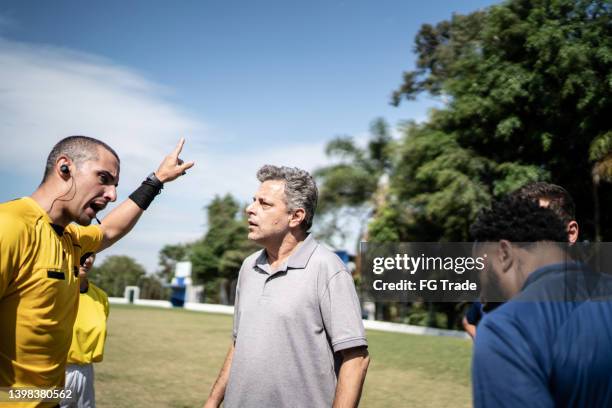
{"left": 351, "top": 347, "right": 370, "bottom": 375}
{"left": 340, "top": 346, "right": 370, "bottom": 375}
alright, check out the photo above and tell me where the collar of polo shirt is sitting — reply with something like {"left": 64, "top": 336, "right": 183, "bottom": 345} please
{"left": 255, "top": 234, "right": 318, "bottom": 275}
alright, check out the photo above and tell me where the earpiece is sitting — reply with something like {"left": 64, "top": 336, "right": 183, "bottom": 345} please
{"left": 47, "top": 162, "right": 77, "bottom": 215}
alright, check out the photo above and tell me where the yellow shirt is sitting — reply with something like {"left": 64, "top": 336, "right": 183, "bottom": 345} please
{"left": 67, "top": 283, "right": 109, "bottom": 365}
{"left": 0, "top": 197, "right": 103, "bottom": 407}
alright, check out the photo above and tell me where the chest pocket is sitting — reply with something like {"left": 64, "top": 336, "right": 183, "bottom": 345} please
{"left": 31, "top": 235, "right": 79, "bottom": 289}
{"left": 47, "top": 270, "right": 67, "bottom": 280}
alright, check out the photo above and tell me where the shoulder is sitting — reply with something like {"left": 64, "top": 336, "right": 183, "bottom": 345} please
{"left": 244, "top": 249, "right": 264, "bottom": 265}
{"left": 474, "top": 305, "right": 536, "bottom": 366}
{"left": 88, "top": 282, "right": 109, "bottom": 301}
{"left": 0, "top": 198, "right": 37, "bottom": 232}
{"left": 65, "top": 223, "right": 102, "bottom": 238}
{"left": 65, "top": 224, "right": 104, "bottom": 251}
{"left": 309, "top": 243, "right": 348, "bottom": 280}
{"left": 89, "top": 282, "right": 108, "bottom": 295}
{"left": 478, "top": 298, "right": 566, "bottom": 351}
{"left": 239, "top": 249, "right": 264, "bottom": 272}
{"left": 0, "top": 197, "right": 32, "bottom": 214}
{"left": 0, "top": 211, "right": 30, "bottom": 234}
{"left": 477, "top": 302, "right": 530, "bottom": 342}
{"left": 0, "top": 206, "right": 33, "bottom": 245}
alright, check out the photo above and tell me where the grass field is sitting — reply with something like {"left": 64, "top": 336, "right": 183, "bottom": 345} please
{"left": 96, "top": 305, "right": 473, "bottom": 408}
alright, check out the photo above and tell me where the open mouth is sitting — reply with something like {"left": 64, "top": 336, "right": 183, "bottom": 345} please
{"left": 88, "top": 201, "right": 107, "bottom": 213}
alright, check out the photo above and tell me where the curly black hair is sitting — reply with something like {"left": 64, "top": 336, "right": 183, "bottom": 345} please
{"left": 470, "top": 196, "right": 568, "bottom": 243}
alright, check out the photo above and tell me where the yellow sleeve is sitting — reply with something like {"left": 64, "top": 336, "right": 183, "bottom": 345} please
{"left": 67, "top": 224, "right": 104, "bottom": 255}
{"left": 0, "top": 214, "right": 30, "bottom": 299}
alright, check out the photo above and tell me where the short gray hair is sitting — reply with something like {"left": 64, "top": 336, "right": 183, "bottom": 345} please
{"left": 257, "top": 165, "right": 318, "bottom": 231}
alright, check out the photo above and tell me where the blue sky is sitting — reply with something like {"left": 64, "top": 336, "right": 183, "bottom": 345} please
{"left": 0, "top": 0, "right": 499, "bottom": 272}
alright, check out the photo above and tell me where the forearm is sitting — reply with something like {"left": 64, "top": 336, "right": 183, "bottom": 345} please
{"left": 204, "top": 343, "right": 235, "bottom": 408}
{"left": 333, "top": 347, "right": 370, "bottom": 408}
{"left": 98, "top": 199, "right": 143, "bottom": 252}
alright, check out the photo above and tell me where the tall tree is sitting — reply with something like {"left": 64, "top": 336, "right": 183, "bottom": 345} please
{"left": 589, "top": 131, "right": 612, "bottom": 240}
{"left": 190, "top": 194, "right": 257, "bottom": 303}
{"left": 390, "top": 0, "right": 612, "bottom": 240}
{"left": 314, "top": 117, "right": 394, "bottom": 246}
{"left": 362, "top": 0, "right": 612, "bottom": 328}
{"left": 158, "top": 243, "right": 190, "bottom": 281}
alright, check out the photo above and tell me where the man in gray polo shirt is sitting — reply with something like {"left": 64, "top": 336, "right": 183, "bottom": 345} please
{"left": 204, "top": 165, "right": 369, "bottom": 408}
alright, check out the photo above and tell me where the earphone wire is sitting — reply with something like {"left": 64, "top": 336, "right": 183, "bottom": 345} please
{"left": 47, "top": 173, "right": 77, "bottom": 217}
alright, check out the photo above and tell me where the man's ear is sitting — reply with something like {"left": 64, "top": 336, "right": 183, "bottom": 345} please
{"left": 289, "top": 208, "right": 306, "bottom": 229}
{"left": 56, "top": 156, "right": 73, "bottom": 180}
{"left": 498, "top": 240, "right": 514, "bottom": 274}
{"left": 567, "top": 220, "right": 579, "bottom": 244}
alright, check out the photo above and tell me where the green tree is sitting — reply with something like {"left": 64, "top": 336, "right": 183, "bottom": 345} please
{"left": 89, "top": 255, "right": 146, "bottom": 298}
{"left": 190, "top": 194, "right": 257, "bottom": 304}
{"left": 138, "top": 274, "right": 169, "bottom": 300}
{"left": 158, "top": 243, "right": 190, "bottom": 281}
{"left": 358, "top": 0, "right": 611, "bottom": 329}
{"left": 314, "top": 117, "right": 394, "bottom": 246}
{"left": 590, "top": 130, "right": 612, "bottom": 241}
{"left": 389, "top": 0, "right": 612, "bottom": 241}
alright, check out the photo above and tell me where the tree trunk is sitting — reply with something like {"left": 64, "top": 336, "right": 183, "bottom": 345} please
{"left": 593, "top": 172, "right": 601, "bottom": 242}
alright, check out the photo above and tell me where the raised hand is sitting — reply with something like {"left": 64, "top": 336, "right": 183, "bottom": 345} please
{"left": 155, "top": 137, "right": 195, "bottom": 183}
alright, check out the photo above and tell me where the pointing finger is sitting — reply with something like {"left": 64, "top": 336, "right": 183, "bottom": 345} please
{"left": 173, "top": 137, "right": 186, "bottom": 157}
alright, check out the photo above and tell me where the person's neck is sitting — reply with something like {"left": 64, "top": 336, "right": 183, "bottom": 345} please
{"left": 521, "top": 243, "right": 569, "bottom": 281}
{"left": 30, "top": 183, "right": 71, "bottom": 227}
{"left": 265, "top": 230, "right": 307, "bottom": 268}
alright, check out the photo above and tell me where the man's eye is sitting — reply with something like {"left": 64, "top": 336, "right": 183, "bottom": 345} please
{"left": 99, "top": 174, "right": 108, "bottom": 183}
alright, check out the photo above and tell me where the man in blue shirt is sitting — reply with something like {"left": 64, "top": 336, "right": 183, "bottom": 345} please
{"left": 463, "top": 182, "right": 580, "bottom": 340}
{"left": 469, "top": 196, "right": 612, "bottom": 407}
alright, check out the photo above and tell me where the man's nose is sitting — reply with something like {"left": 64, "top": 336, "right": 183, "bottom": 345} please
{"left": 246, "top": 202, "right": 255, "bottom": 215}
{"left": 105, "top": 185, "right": 117, "bottom": 202}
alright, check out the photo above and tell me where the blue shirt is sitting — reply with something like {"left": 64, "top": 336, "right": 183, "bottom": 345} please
{"left": 472, "top": 262, "right": 612, "bottom": 408}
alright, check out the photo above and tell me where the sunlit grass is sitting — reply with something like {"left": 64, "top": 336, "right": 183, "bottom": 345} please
{"left": 96, "top": 305, "right": 472, "bottom": 408}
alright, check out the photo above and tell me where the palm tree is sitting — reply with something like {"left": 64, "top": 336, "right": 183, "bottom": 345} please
{"left": 314, "top": 118, "right": 394, "bottom": 248}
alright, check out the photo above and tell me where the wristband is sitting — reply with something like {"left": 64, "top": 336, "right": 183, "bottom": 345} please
{"left": 129, "top": 172, "right": 163, "bottom": 210}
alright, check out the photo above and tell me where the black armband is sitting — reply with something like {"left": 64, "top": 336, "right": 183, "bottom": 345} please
{"left": 129, "top": 173, "right": 163, "bottom": 210}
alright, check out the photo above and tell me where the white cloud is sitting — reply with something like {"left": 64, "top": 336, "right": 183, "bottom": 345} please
{"left": 0, "top": 38, "right": 204, "bottom": 176}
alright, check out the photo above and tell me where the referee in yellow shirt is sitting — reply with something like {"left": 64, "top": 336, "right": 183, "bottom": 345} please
{"left": 0, "top": 136, "right": 193, "bottom": 408}
{"left": 60, "top": 253, "right": 108, "bottom": 408}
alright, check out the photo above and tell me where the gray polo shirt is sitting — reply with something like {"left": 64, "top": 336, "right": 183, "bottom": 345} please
{"left": 225, "top": 234, "right": 367, "bottom": 408}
